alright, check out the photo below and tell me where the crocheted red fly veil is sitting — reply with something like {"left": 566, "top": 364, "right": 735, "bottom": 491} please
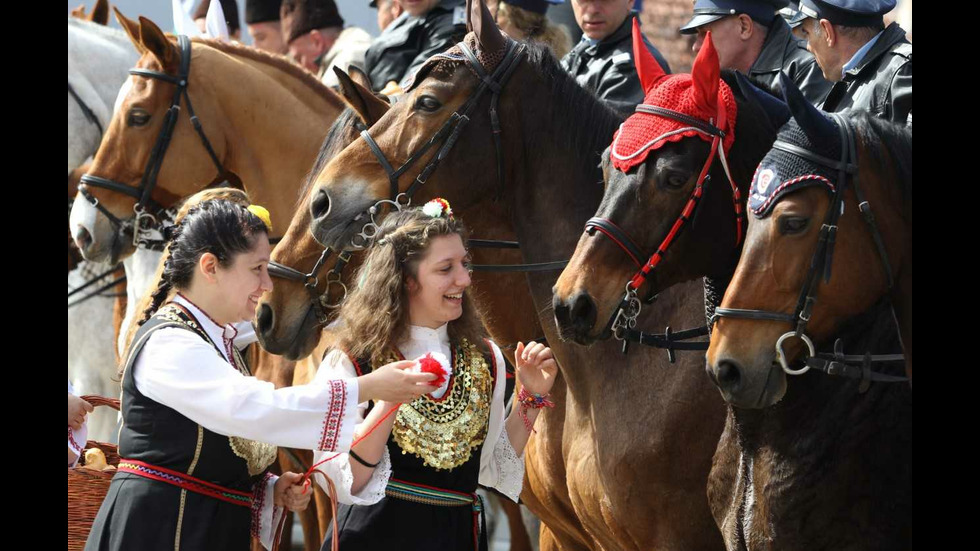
{"left": 610, "top": 23, "right": 737, "bottom": 172}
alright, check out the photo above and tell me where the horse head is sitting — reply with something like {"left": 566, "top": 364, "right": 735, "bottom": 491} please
{"left": 706, "top": 74, "right": 913, "bottom": 407}
{"left": 306, "top": 0, "right": 528, "bottom": 251}
{"left": 70, "top": 11, "right": 228, "bottom": 264}
{"left": 553, "top": 25, "right": 783, "bottom": 344}
{"left": 256, "top": 69, "right": 389, "bottom": 360}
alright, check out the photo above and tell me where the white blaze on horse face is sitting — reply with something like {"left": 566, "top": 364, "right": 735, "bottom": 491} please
{"left": 114, "top": 78, "right": 134, "bottom": 116}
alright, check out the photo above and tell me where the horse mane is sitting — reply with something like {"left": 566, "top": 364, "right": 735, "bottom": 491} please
{"left": 190, "top": 37, "right": 346, "bottom": 111}
{"left": 522, "top": 43, "right": 623, "bottom": 169}
{"left": 298, "top": 108, "right": 363, "bottom": 207}
{"left": 853, "top": 112, "right": 913, "bottom": 213}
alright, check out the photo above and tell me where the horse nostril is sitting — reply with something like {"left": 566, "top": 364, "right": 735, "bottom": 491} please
{"left": 311, "top": 189, "right": 331, "bottom": 220}
{"left": 75, "top": 226, "right": 93, "bottom": 251}
{"left": 256, "top": 303, "right": 274, "bottom": 335}
{"left": 569, "top": 292, "right": 597, "bottom": 333}
{"left": 716, "top": 360, "right": 742, "bottom": 390}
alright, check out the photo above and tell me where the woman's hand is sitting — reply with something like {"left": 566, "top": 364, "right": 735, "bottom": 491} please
{"left": 274, "top": 472, "right": 312, "bottom": 512}
{"left": 358, "top": 360, "right": 439, "bottom": 404}
{"left": 68, "top": 393, "right": 94, "bottom": 431}
{"left": 515, "top": 341, "right": 557, "bottom": 395}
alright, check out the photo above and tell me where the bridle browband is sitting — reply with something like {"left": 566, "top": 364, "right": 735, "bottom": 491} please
{"left": 712, "top": 113, "right": 905, "bottom": 384}
{"left": 78, "top": 35, "right": 225, "bottom": 251}
{"left": 588, "top": 100, "right": 742, "bottom": 356}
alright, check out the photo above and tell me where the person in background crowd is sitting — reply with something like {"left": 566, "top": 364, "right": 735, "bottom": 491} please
{"left": 280, "top": 0, "right": 373, "bottom": 88}
{"left": 372, "top": 0, "right": 406, "bottom": 32}
{"left": 246, "top": 0, "right": 287, "bottom": 53}
{"left": 194, "top": 0, "right": 243, "bottom": 41}
{"left": 680, "top": 0, "right": 830, "bottom": 103}
{"left": 561, "top": 0, "right": 671, "bottom": 115}
{"left": 363, "top": 0, "right": 467, "bottom": 95}
{"left": 493, "top": 0, "right": 572, "bottom": 59}
{"left": 797, "top": 0, "right": 911, "bottom": 123}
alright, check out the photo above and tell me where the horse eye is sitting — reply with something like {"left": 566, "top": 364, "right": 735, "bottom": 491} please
{"left": 663, "top": 172, "right": 688, "bottom": 189}
{"left": 415, "top": 95, "right": 441, "bottom": 112}
{"left": 127, "top": 109, "right": 150, "bottom": 127}
{"left": 779, "top": 216, "right": 809, "bottom": 235}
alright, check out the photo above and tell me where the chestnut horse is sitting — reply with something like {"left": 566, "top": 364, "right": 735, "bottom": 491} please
{"left": 67, "top": 12, "right": 351, "bottom": 550}
{"left": 701, "top": 78, "right": 912, "bottom": 548}
{"left": 302, "top": 3, "right": 725, "bottom": 549}
{"left": 69, "top": 11, "right": 346, "bottom": 265}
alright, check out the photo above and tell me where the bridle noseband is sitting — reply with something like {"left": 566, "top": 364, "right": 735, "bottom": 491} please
{"left": 589, "top": 100, "right": 743, "bottom": 355}
{"left": 78, "top": 35, "right": 225, "bottom": 251}
{"left": 712, "top": 113, "right": 905, "bottom": 384}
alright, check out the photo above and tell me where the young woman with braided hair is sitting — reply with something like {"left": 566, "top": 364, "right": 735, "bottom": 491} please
{"left": 312, "top": 199, "right": 557, "bottom": 551}
{"left": 86, "top": 190, "right": 439, "bottom": 551}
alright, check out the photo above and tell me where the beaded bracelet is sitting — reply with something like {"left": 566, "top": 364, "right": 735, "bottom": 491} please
{"left": 517, "top": 387, "right": 555, "bottom": 434}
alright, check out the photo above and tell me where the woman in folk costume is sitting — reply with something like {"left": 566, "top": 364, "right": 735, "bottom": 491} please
{"left": 86, "top": 189, "right": 439, "bottom": 551}
{"left": 313, "top": 199, "right": 558, "bottom": 551}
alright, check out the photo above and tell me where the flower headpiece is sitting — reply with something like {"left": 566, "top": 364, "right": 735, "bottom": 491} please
{"left": 421, "top": 198, "right": 453, "bottom": 219}
{"left": 247, "top": 204, "right": 273, "bottom": 232}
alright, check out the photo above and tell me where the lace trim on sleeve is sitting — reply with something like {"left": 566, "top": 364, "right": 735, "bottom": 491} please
{"left": 491, "top": 432, "right": 525, "bottom": 503}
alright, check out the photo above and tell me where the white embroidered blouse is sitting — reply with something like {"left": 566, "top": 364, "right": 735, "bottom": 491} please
{"left": 311, "top": 324, "right": 525, "bottom": 506}
{"left": 131, "top": 295, "right": 361, "bottom": 548}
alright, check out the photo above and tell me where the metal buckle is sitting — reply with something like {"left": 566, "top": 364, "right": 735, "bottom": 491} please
{"left": 775, "top": 331, "right": 815, "bottom": 375}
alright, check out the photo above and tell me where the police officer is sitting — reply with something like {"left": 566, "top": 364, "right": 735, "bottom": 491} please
{"left": 561, "top": 0, "right": 671, "bottom": 116}
{"left": 363, "top": 0, "right": 468, "bottom": 94}
{"left": 680, "top": 0, "right": 830, "bottom": 104}
{"left": 246, "top": 0, "right": 286, "bottom": 54}
{"left": 280, "top": 0, "right": 372, "bottom": 88}
{"left": 796, "top": 0, "right": 911, "bottom": 123}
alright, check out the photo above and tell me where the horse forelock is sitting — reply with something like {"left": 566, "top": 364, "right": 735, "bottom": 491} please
{"left": 298, "top": 108, "right": 363, "bottom": 208}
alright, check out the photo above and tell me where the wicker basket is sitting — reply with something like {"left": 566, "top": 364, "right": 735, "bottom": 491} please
{"left": 67, "top": 395, "right": 121, "bottom": 551}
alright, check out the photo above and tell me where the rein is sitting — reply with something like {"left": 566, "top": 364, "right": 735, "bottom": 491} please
{"left": 78, "top": 35, "right": 226, "bottom": 250}
{"left": 68, "top": 81, "right": 104, "bottom": 139}
{"left": 711, "top": 114, "right": 906, "bottom": 383}
{"left": 589, "top": 100, "right": 742, "bottom": 357}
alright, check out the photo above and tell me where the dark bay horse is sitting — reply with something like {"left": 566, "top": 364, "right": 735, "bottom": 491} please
{"left": 301, "top": 3, "right": 725, "bottom": 549}
{"left": 700, "top": 77, "right": 913, "bottom": 549}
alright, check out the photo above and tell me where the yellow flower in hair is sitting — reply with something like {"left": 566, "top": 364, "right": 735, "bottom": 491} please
{"left": 247, "top": 204, "right": 273, "bottom": 232}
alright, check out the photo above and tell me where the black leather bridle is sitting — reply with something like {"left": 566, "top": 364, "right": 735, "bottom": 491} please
{"left": 78, "top": 35, "right": 225, "bottom": 251}
{"left": 68, "top": 81, "right": 104, "bottom": 140}
{"left": 711, "top": 114, "right": 906, "bottom": 384}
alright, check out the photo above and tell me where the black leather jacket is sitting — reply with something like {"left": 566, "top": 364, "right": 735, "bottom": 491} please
{"left": 560, "top": 13, "right": 672, "bottom": 116}
{"left": 749, "top": 17, "right": 831, "bottom": 105}
{"left": 363, "top": 0, "right": 467, "bottom": 92}
{"left": 821, "top": 23, "right": 912, "bottom": 124}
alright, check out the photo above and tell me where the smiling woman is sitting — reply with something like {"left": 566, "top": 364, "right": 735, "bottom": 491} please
{"left": 84, "top": 189, "right": 442, "bottom": 551}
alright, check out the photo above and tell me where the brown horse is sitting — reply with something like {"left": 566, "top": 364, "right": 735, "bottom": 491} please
{"left": 302, "top": 3, "right": 725, "bottom": 549}
{"left": 70, "top": 0, "right": 109, "bottom": 25}
{"left": 70, "top": 11, "right": 347, "bottom": 265}
{"left": 701, "top": 80, "right": 913, "bottom": 549}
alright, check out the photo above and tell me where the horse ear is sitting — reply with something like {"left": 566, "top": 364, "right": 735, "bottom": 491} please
{"left": 71, "top": 5, "right": 86, "bottom": 19}
{"left": 467, "top": 0, "right": 506, "bottom": 53}
{"left": 691, "top": 31, "right": 720, "bottom": 114}
{"left": 779, "top": 72, "right": 837, "bottom": 143}
{"left": 89, "top": 0, "right": 109, "bottom": 25}
{"left": 347, "top": 65, "right": 374, "bottom": 92}
{"left": 113, "top": 8, "right": 146, "bottom": 54}
{"left": 734, "top": 71, "right": 790, "bottom": 128}
{"left": 334, "top": 67, "right": 391, "bottom": 126}
{"left": 138, "top": 16, "right": 179, "bottom": 72}
{"left": 632, "top": 18, "right": 665, "bottom": 94}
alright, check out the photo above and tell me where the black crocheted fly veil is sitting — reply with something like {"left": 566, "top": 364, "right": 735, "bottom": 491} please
{"left": 403, "top": 33, "right": 511, "bottom": 91}
{"left": 748, "top": 118, "right": 843, "bottom": 218}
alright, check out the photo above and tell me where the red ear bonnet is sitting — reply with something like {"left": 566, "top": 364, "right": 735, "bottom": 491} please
{"left": 610, "top": 31, "right": 737, "bottom": 172}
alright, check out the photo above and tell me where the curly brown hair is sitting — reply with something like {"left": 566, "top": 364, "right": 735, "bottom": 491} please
{"left": 337, "top": 207, "right": 488, "bottom": 367}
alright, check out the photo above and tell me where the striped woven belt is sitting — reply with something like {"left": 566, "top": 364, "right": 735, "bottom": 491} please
{"left": 118, "top": 459, "right": 253, "bottom": 508}
{"left": 384, "top": 478, "right": 486, "bottom": 550}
